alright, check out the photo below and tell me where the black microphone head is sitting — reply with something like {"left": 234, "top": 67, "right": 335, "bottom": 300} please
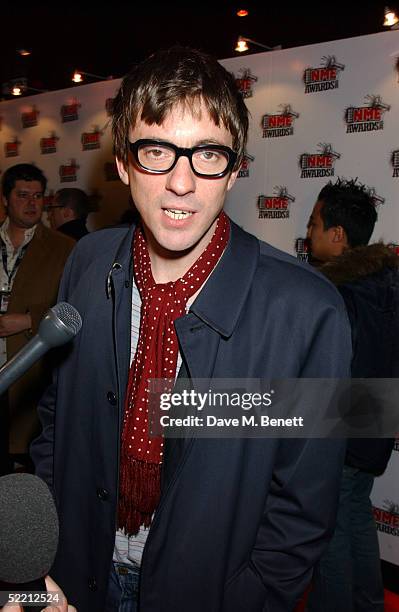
{"left": 0, "top": 474, "right": 59, "bottom": 583}
{"left": 38, "top": 302, "right": 82, "bottom": 348}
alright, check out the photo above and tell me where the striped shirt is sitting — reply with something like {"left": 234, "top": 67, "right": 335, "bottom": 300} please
{"left": 114, "top": 280, "right": 185, "bottom": 566}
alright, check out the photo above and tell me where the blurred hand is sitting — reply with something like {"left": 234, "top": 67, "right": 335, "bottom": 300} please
{"left": 3, "top": 575, "right": 77, "bottom": 612}
{"left": 0, "top": 313, "right": 31, "bottom": 337}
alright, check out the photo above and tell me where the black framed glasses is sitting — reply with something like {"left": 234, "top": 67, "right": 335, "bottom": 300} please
{"left": 128, "top": 139, "right": 238, "bottom": 178}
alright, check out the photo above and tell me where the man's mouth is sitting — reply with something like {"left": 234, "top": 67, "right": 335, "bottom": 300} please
{"left": 163, "top": 209, "right": 193, "bottom": 220}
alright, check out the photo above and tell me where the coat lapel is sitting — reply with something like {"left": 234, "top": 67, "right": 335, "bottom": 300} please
{"left": 163, "top": 221, "right": 260, "bottom": 483}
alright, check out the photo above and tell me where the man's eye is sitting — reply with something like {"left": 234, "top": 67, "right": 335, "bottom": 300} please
{"left": 148, "top": 148, "right": 164, "bottom": 158}
{"left": 200, "top": 151, "right": 219, "bottom": 162}
{"left": 144, "top": 147, "right": 171, "bottom": 160}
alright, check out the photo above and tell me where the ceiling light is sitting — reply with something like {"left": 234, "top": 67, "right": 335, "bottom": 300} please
{"left": 235, "top": 36, "right": 279, "bottom": 53}
{"left": 2, "top": 77, "right": 47, "bottom": 97}
{"left": 236, "top": 9, "right": 249, "bottom": 17}
{"left": 383, "top": 6, "right": 399, "bottom": 26}
{"left": 72, "top": 71, "right": 83, "bottom": 83}
{"left": 235, "top": 37, "right": 249, "bottom": 52}
{"left": 72, "top": 70, "right": 111, "bottom": 84}
{"left": 17, "top": 49, "right": 31, "bottom": 57}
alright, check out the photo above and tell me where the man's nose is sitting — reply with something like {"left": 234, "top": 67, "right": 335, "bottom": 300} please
{"left": 165, "top": 156, "right": 196, "bottom": 195}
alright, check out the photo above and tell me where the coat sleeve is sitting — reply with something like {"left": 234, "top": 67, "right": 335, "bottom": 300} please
{"left": 224, "top": 299, "right": 351, "bottom": 612}
{"left": 30, "top": 247, "right": 77, "bottom": 489}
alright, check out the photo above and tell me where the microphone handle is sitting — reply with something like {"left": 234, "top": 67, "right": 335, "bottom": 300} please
{"left": 0, "top": 336, "right": 46, "bottom": 396}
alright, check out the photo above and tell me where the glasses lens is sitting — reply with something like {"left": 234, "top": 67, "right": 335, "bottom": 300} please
{"left": 137, "top": 143, "right": 176, "bottom": 172}
{"left": 192, "top": 148, "right": 230, "bottom": 175}
{"left": 17, "top": 191, "right": 43, "bottom": 201}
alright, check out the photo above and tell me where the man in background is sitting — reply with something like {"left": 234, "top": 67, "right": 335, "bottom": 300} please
{"left": 306, "top": 177, "right": 399, "bottom": 612}
{"left": 0, "top": 164, "right": 75, "bottom": 474}
{"left": 46, "top": 187, "right": 93, "bottom": 240}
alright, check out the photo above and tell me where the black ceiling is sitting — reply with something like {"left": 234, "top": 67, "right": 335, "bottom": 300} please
{"left": 1, "top": 1, "right": 396, "bottom": 98}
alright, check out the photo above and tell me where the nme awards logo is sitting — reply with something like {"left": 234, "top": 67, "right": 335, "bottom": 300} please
{"left": 345, "top": 95, "right": 390, "bottom": 133}
{"left": 373, "top": 500, "right": 399, "bottom": 536}
{"left": 104, "top": 161, "right": 119, "bottom": 181}
{"left": 295, "top": 237, "right": 309, "bottom": 262}
{"left": 40, "top": 132, "right": 59, "bottom": 154}
{"left": 391, "top": 150, "right": 399, "bottom": 178}
{"left": 21, "top": 106, "right": 39, "bottom": 128}
{"left": 61, "top": 99, "right": 81, "bottom": 122}
{"left": 299, "top": 143, "right": 340, "bottom": 178}
{"left": 238, "top": 153, "right": 254, "bottom": 178}
{"left": 258, "top": 186, "right": 295, "bottom": 219}
{"left": 303, "top": 55, "right": 345, "bottom": 93}
{"left": 81, "top": 127, "right": 102, "bottom": 151}
{"left": 235, "top": 68, "right": 258, "bottom": 98}
{"left": 262, "top": 105, "right": 299, "bottom": 138}
{"left": 59, "top": 159, "right": 79, "bottom": 183}
{"left": 4, "top": 138, "right": 21, "bottom": 158}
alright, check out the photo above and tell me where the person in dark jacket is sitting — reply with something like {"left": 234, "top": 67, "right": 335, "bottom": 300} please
{"left": 306, "top": 177, "right": 399, "bottom": 612}
{"left": 31, "top": 47, "right": 351, "bottom": 612}
{"left": 46, "top": 188, "right": 94, "bottom": 240}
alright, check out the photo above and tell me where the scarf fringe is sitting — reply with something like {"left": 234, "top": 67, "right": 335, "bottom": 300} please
{"left": 118, "top": 456, "right": 161, "bottom": 536}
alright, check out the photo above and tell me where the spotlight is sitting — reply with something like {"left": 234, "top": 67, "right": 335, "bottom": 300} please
{"left": 383, "top": 6, "right": 399, "bottom": 26}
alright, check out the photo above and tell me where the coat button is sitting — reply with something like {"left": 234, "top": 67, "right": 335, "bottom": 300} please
{"left": 107, "top": 391, "right": 117, "bottom": 405}
{"left": 88, "top": 577, "right": 97, "bottom": 591}
{"left": 97, "top": 487, "right": 109, "bottom": 501}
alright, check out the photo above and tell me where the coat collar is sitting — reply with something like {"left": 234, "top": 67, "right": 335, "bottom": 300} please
{"left": 320, "top": 242, "right": 399, "bottom": 286}
{"left": 110, "top": 219, "right": 259, "bottom": 337}
{"left": 189, "top": 221, "right": 259, "bottom": 337}
{"left": 109, "top": 223, "right": 135, "bottom": 290}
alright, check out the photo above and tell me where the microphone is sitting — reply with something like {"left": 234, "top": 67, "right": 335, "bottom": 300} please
{"left": 0, "top": 302, "right": 82, "bottom": 396}
{"left": 0, "top": 473, "right": 59, "bottom": 610}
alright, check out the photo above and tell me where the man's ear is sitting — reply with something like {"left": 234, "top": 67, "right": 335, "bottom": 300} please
{"left": 226, "top": 169, "right": 239, "bottom": 192}
{"left": 331, "top": 225, "right": 347, "bottom": 244}
{"left": 115, "top": 157, "right": 129, "bottom": 186}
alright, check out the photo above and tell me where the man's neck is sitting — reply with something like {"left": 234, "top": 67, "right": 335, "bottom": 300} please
{"left": 149, "top": 251, "right": 194, "bottom": 284}
{"left": 144, "top": 223, "right": 217, "bottom": 284}
{"left": 7, "top": 221, "right": 32, "bottom": 249}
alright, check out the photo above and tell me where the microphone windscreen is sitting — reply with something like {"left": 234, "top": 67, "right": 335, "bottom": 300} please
{"left": 0, "top": 474, "right": 59, "bottom": 583}
{"left": 52, "top": 302, "right": 82, "bottom": 336}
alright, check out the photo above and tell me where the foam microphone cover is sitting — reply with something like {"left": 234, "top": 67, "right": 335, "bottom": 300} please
{"left": 0, "top": 473, "right": 59, "bottom": 583}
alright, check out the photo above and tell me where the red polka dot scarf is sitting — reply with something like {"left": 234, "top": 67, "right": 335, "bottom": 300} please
{"left": 118, "top": 211, "right": 230, "bottom": 535}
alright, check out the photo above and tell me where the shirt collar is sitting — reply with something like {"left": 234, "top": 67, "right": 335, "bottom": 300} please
{"left": 0, "top": 217, "right": 37, "bottom": 251}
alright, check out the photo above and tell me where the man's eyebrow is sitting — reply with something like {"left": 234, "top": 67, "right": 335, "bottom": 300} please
{"left": 195, "top": 138, "right": 229, "bottom": 146}
{"left": 141, "top": 138, "right": 229, "bottom": 147}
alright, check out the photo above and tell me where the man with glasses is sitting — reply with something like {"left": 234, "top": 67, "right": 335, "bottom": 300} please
{"left": 0, "top": 164, "right": 74, "bottom": 475}
{"left": 46, "top": 187, "right": 95, "bottom": 241}
{"left": 32, "top": 48, "right": 351, "bottom": 612}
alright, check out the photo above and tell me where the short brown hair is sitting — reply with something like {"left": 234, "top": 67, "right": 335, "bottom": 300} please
{"left": 112, "top": 46, "right": 249, "bottom": 171}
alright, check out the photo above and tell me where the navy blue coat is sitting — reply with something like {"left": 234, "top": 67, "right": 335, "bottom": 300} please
{"left": 31, "top": 221, "right": 351, "bottom": 612}
{"left": 321, "top": 243, "right": 399, "bottom": 475}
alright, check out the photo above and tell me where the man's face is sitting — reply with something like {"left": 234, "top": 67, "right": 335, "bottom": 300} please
{"left": 46, "top": 193, "right": 66, "bottom": 230}
{"left": 117, "top": 102, "right": 238, "bottom": 267}
{"left": 306, "top": 200, "right": 336, "bottom": 262}
{"left": 5, "top": 180, "right": 44, "bottom": 229}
